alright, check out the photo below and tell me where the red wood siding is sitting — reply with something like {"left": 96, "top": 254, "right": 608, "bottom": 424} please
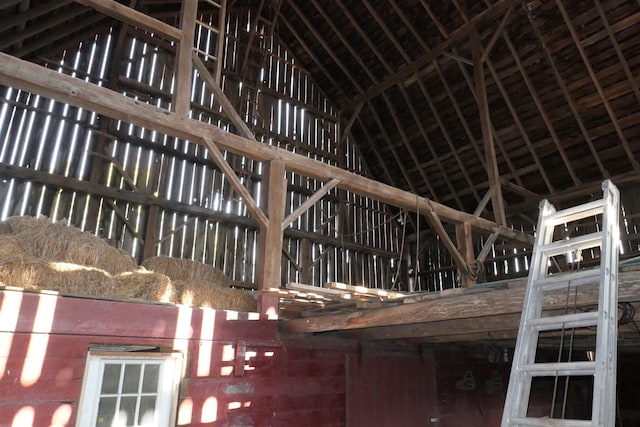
{"left": 346, "top": 350, "right": 438, "bottom": 426}
{"left": 0, "top": 289, "right": 346, "bottom": 427}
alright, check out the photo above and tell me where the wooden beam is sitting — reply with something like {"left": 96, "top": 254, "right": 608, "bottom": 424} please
{"left": 214, "top": 0, "right": 227, "bottom": 84}
{"left": 257, "top": 159, "right": 287, "bottom": 314}
{"left": 285, "top": 271, "right": 640, "bottom": 333}
{"left": 472, "top": 30, "right": 506, "bottom": 226}
{"left": 142, "top": 204, "right": 160, "bottom": 260}
{"left": 477, "top": 232, "right": 499, "bottom": 263}
{"left": 193, "top": 53, "right": 255, "bottom": 139}
{"left": 281, "top": 178, "right": 340, "bottom": 231}
{"left": 73, "top": 0, "right": 183, "bottom": 41}
{"left": 480, "top": 6, "right": 513, "bottom": 62}
{"left": 173, "top": 0, "right": 197, "bottom": 116}
{"left": 473, "top": 186, "right": 494, "bottom": 217}
{"left": 423, "top": 206, "right": 471, "bottom": 279}
{"left": 0, "top": 52, "right": 533, "bottom": 245}
{"left": 455, "top": 221, "right": 476, "bottom": 287}
{"left": 351, "top": 0, "right": 519, "bottom": 106}
{"left": 201, "top": 136, "right": 268, "bottom": 228}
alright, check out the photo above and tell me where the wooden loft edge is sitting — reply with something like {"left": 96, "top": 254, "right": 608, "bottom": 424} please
{"left": 285, "top": 270, "right": 640, "bottom": 335}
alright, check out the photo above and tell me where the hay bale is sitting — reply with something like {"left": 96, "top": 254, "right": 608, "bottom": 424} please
{"left": 142, "top": 256, "right": 232, "bottom": 288}
{"left": 0, "top": 220, "right": 12, "bottom": 235}
{"left": 0, "top": 260, "right": 176, "bottom": 304}
{"left": 6, "top": 216, "right": 137, "bottom": 274}
{"left": 0, "top": 235, "right": 29, "bottom": 263}
{"left": 112, "top": 270, "right": 176, "bottom": 303}
{"left": 0, "top": 259, "right": 111, "bottom": 293}
{"left": 175, "top": 280, "right": 256, "bottom": 312}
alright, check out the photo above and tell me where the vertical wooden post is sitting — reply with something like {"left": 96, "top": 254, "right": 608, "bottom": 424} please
{"left": 300, "top": 238, "right": 311, "bottom": 284}
{"left": 472, "top": 30, "right": 506, "bottom": 226}
{"left": 214, "top": 0, "right": 227, "bottom": 84}
{"left": 174, "top": 0, "right": 198, "bottom": 116}
{"left": 257, "top": 159, "right": 286, "bottom": 315}
{"left": 142, "top": 204, "right": 160, "bottom": 261}
{"left": 455, "top": 221, "right": 476, "bottom": 287}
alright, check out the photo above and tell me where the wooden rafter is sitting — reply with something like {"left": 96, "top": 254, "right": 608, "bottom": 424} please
{"left": 453, "top": 50, "right": 522, "bottom": 189}
{"left": 472, "top": 30, "right": 505, "bottom": 226}
{"left": 0, "top": 5, "right": 90, "bottom": 52}
{"left": 594, "top": 0, "right": 640, "bottom": 106}
{"left": 502, "top": 31, "right": 581, "bottom": 186}
{"left": 555, "top": 0, "right": 640, "bottom": 171}
{"left": 361, "top": 0, "right": 411, "bottom": 64}
{"left": 364, "top": 102, "right": 418, "bottom": 194}
{"left": 278, "top": 14, "right": 346, "bottom": 101}
{"left": 285, "top": 0, "right": 364, "bottom": 94}
{"left": 350, "top": 0, "right": 519, "bottom": 106}
{"left": 415, "top": 76, "right": 481, "bottom": 202}
{"left": 485, "top": 59, "right": 555, "bottom": 193}
{"left": 432, "top": 60, "right": 486, "bottom": 169}
{"left": 523, "top": 3, "right": 608, "bottom": 179}
{"left": 323, "top": 0, "right": 441, "bottom": 202}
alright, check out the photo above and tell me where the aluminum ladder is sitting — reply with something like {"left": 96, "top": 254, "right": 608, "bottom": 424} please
{"left": 501, "top": 180, "right": 620, "bottom": 427}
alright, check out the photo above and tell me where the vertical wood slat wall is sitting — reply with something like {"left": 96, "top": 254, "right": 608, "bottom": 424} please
{"left": 0, "top": 8, "right": 403, "bottom": 290}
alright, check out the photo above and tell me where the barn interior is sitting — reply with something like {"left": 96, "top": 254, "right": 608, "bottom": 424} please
{"left": 1, "top": 1, "right": 640, "bottom": 426}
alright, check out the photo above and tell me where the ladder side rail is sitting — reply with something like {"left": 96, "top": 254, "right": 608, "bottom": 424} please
{"left": 502, "top": 199, "right": 556, "bottom": 426}
{"left": 592, "top": 180, "right": 620, "bottom": 427}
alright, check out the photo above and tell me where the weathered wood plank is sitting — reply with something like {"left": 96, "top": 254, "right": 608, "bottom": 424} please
{"left": 285, "top": 270, "right": 640, "bottom": 334}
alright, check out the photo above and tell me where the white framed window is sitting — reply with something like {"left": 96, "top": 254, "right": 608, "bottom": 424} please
{"left": 76, "top": 351, "right": 183, "bottom": 427}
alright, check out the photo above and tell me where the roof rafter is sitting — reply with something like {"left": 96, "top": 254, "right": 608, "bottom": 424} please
{"left": 349, "top": 0, "right": 520, "bottom": 107}
{"left": 502, "top": 31, "right": 581, "bottom": 186}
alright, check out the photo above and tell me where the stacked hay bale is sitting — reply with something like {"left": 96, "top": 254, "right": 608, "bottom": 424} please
{"left": 142, "top": 256, "right": 256, "bottom": 312}
{"left": 0, "top": 216, "right": 255, "bottom": 311}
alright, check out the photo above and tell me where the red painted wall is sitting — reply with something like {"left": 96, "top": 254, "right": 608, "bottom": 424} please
{"left": 345, "top": 346, "right": 510, "bottom": 427}
{"left": 346, "top": 349, "right": 438, "bottom": 426}
{"left": 0, "top": 289, "right": 347, "bottom": 427}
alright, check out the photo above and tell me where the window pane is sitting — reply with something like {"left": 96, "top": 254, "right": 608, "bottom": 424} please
{"left": 101, "top": 364, "right": 121, "bottom": 394}
{"left": 122, "top": 364, "right": 141, "bottom": 393}
{"left": 118, "top": 396, "right": 138, "bottom": 426}
{"left": 142, "top": 364, "right": 160, "bottom": 393}
{"left": 138, "top": 396, "right": 157, "bottom": 425}
{"left": 96, "top": 396, "right": 116, "bottom": 426}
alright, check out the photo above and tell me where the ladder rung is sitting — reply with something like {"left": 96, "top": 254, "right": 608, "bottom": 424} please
{"left": 519, "top": 361, "right": 596, "bottom": 377}
{"left": 533, "top": 268, "right": 600, "bottom": 291}
{"left": 528, "top": 311, "right": 599, "bottom": 331}
{"left": 546, "top": 199, "right": 604, "bottom": 226}
{"left": 538, "top": 232, "right": 603, "bottom": 257}
{"left": 509, "top": 417, "right": 592, "bottom": 426}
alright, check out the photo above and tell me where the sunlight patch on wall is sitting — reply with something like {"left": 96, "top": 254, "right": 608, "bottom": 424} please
{"left": 11, "top": 406, "right": 34, "bottom": 427}
{"left": 21, "top": 293, "right": 56, "bottom": 386}
{"left": 0, "top": 291, "right": 23, "bottom": 379}
{"left": 201, "top": 397, "right": 218, "bottom": 423}
{"left": 197, "top": 308, "right": 216, "bottom": 377}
